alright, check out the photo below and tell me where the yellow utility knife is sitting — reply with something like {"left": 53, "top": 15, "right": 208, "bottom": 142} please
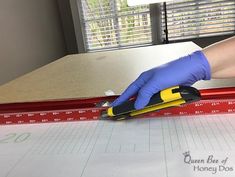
{"left": 102, "top": 86, "right": 201, "bottom": 120}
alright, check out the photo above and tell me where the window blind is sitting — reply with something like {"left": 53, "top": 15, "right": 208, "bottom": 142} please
{"left": 161, "top": 0, "right": 235, "bottom": 41}
{"left": 79, "top": 0, "right": 152, "bottom": 51}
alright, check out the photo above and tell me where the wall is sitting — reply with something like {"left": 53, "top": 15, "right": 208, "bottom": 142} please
{"left": 57, "top": 0, "right": 79, "bottom": 54}
{"left": 0, "top": 0, "right": 66, "bottom": 85}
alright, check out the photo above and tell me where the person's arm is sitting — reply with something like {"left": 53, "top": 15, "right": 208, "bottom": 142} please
{"left": 203, "top": 36, "right": 235, "bottom": 78}
{"left": 112, "top": 36, "right": 235, "bottom": 109}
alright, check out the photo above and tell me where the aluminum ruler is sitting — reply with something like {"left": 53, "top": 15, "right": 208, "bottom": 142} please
{"left": 0, "top": 87, "right": 235, "bottom": 125}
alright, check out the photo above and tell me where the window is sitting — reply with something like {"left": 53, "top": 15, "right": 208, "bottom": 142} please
{"left": 78, "top": 0, "right": 235, "bottom": 52}
{"left": 79, "top": 0, "right": 152, "bottom": 51}
{"left": 162, "top": 0, "right": 235, "bottom": 41}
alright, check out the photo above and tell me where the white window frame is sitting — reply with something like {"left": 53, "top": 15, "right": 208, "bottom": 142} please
{"left": 70, "top": 0, "right": 235, "bottom": 53}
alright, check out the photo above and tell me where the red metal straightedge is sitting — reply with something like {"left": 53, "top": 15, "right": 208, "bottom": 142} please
{"left": 0, "top": 96, "right": 116, "bottom": 125}
{"left": 142, "top": 99, "right": 235, "bottom": 118}
{"left": 199, "top": 87, "right": 235, "bottom": 100}
{"left": 0, "top": 87, "right": 235, "bottom": 125}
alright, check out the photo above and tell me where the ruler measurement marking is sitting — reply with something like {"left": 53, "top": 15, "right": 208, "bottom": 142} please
{"left": 69, "top": 122, "right": 88, "bottom": 154}
{"left": 179, "top": 116, "right": 189, "bottom": 150}
{"left": 148, "top": 119, "right": 151, "bottom": 152}
{"left": 83, "top": 122, "right": 101, "bottom": 153}
{"left": 191, "top": 116, "right": 206, "bottom": 150}
{"left": 79, "top": 121, "right": 105, "bottom": 177}
{"left": 161, "top": 119, "right": 169, "bottom": 177}
{"left": 75, "top": 123, "right": 94, "bottom": 153}
{"left": 198, "top": 117, "right": 214, "bottom": 151}
{"left": 166, "top": 117, "right": 173, "bottom": 152}
{"left": 172, "top": 118, "right": 181, "bottom": 150}
{"left": 219, "top": 116, "right": 235, "bottom": 143}
{"left": 213, "top": 116, "right": 232, "bottom": 150}
{"left": 105, "top": 122, "right": 115, "bottom": 153}
{"left": 57, "top": 123, "right": 80, "bottom": 154}
{"left": 226, "top": 115, "right": 235, "bottom": 133}
{"left": 205, "top": 117, "right": 223, "bottom": 151}
{"left": 31, "top": 125, "right": 54, "bottom": 155}
{"left": 42, "top": 124, "right": 65, "bottom": 155}
{"left": 185, "top": 117, "right": 198, "bottom": 150}
{"left": 36, "top": 124, "right": 62, "bottom": 155}
{"left": 4, "top": 124, "right": 53, "bottom": 177}
{"left": 55, "top": 123, "right": 74, "bottom": 154}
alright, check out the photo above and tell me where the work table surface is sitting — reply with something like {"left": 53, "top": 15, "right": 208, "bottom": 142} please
{"left": 0, "top": 42, "right": 234, "bottom": 104}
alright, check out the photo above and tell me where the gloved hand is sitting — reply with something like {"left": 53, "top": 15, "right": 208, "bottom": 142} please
{"left": 112, "top": 50, "right": 211, "bottom": 109}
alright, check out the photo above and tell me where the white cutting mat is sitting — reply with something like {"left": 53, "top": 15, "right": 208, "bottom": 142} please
{"left": 1, "top": 114, "right": 235, "bottom": 177}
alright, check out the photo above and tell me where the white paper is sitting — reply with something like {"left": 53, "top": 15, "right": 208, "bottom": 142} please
{"left": 1, "top": 114, "right": 235, "bottom": 177}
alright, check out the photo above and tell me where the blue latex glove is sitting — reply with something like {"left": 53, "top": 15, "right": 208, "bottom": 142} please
{"left": 112, "top": 51, "right": 211, "bottom": 109}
